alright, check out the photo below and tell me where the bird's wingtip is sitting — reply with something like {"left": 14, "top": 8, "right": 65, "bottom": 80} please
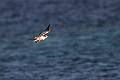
{"left": 48, "top": 24, "right": 50, "bottom": 26}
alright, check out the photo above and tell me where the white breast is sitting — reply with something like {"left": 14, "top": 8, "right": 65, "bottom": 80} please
{"left": 40, "top": 36, "right": 46, "bottom": 40}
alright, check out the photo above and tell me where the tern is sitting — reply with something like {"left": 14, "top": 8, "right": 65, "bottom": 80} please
{"left": 29, "top": 24, "right": 50, "bottom": 43}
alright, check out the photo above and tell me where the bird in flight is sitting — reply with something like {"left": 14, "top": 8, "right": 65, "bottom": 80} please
{"left": 29, "top": 24, "right": 51, "bottom": 43}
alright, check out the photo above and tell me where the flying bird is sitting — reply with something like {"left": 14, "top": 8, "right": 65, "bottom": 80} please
{"left": 29, "top": 24, "right": 51, "bottom": 43}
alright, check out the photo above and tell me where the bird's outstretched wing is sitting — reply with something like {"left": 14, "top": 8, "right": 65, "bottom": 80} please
{"left": 38, "top": 24, "right": 50, "bottom": 36}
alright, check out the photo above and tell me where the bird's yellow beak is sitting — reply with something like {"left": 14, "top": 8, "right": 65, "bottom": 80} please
{"left": 48, "top": 36, "right": 50, "bottom": 38}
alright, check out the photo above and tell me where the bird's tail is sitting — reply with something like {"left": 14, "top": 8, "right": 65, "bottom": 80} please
{"left": 28, "top": 38, "right": 35, "bottom": 40}
{"left": 28, "top": 37, "right": 39, "bottom": 43}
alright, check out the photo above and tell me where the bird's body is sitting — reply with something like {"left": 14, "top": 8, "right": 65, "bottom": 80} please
{"left": 29, "top": 24, "right": 51, "bottom": 43}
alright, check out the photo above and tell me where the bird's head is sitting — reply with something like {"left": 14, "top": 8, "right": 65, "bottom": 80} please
{"left": 45, "top": 35, "right": 50, "bottom": 38}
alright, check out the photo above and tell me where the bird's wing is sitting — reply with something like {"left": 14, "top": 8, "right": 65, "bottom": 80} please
{"left": 38, "top": 24, "right": 50, "bottom": 36}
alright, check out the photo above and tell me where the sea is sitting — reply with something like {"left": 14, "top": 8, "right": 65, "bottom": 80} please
{"left": 0, "top": 0, "right": 120, "bottom": 80}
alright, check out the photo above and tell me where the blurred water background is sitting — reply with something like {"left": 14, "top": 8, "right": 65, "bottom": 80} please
{"left": 0, "top": 0, "right": 120, "bottom": 80}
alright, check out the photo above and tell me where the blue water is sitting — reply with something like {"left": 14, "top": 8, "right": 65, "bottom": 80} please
{"left": 0, "top": 0, "right": 120, "bottom": 80}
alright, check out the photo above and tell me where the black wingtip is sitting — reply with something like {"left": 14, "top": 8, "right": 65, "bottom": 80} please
{"left": 48, "top": 24, "right": 50, "bottom": 27}
{"left": 46, "top": 24, "right": 50, "bottom": 29}
{"left": 44, "top": 24, "right": 50, "bottom": 31}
